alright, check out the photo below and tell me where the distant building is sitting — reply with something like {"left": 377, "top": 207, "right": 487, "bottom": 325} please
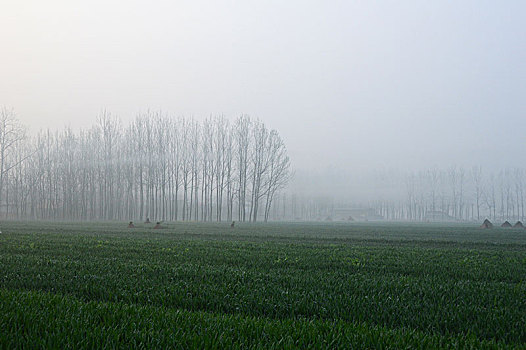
{"left": 332, "top": 208, "right": 383, "bottom": 221}
{"left": 423, "top": 211, "right": 456, "bottom": 222}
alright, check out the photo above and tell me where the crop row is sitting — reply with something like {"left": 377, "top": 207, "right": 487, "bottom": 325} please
{"left": 0, "top": 289, "right": 513, "bottom": 349}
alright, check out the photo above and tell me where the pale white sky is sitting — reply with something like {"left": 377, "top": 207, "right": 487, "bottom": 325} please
{"left": 1, "top": 1, "right": 525, "bottom": 176}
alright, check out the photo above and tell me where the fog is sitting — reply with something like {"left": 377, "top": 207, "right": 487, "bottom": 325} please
{"left": 1, "top": 1, "right": 526, "bottom": 206}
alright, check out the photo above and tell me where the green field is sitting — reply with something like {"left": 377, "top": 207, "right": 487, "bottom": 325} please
{"left": 0, "top": 221, "right": 525, "bottom": 349}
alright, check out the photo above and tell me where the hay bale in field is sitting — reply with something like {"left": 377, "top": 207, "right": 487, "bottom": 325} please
{"left": 154, "top": 222, "right": 163, "bottom": 229}
{"left": 480, "top": 219, "right": 493, "bottom": 229}
{"left": 513, "top": 221, "right": 524, "bottom": 228}
{"left": 501, "top": 221, "right": 512, "bottom": 228}
{"left": 144, "top": 218, "right": 151, "bottom": 224}
{"left": 128, "top": 221, "right": 135, "bottom": 228}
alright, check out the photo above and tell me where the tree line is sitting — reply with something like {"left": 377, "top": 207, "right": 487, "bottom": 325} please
{"left": 278, "top": 166, "right": 526, "bottom": 222}
{"left": 399, "top": 166, "right": 525, "bottom": 222}
{"left": 0, "top": 108, "right": 291, "bottom": 222}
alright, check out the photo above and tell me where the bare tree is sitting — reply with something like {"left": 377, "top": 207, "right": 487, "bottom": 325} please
{"left": 471, "top": 166, "right": 483, "bottom": 221}
{"left": 0, "top": 107, "right": 27, "bottom": 215}
{"left": 235, "top": 115, "right": 251, "bottom": 222}
{"left": 263, "top": 130, "right": 291, "bottom": 222}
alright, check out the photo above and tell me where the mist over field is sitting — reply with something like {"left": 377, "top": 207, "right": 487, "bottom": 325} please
{"left": 1, "top": 1, "right": 526, "bottom": 221}
{"left": 2, "top": 3, "right": 526, "bottom": 348}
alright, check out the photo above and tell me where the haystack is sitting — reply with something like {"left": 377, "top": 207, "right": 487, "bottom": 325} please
{"left": 480, "top": 219, "right": 493, "bottom": 229}
{"left": 513, "top": 221, "right": 525, "bottom": 228}
{"left": 128, "top": 221, "right": 135, "bottom": 228}
{"left": 501, "top": 221, "right": 512, "bottom": 228}
{"left": 154, "top": 222, "right": 163, "bottom": 229}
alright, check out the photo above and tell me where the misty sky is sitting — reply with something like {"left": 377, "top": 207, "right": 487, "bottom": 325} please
{"left": 1, "top": 1, "right": 525, "bottom": 179}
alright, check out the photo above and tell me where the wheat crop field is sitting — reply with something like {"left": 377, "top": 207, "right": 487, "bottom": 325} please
{"left": 0, "top": 221, "right": 525, "bottom": 349}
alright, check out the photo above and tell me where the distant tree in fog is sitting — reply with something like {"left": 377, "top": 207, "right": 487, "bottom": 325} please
{"left": 263, "top": 130, "right": 291, "bottom": 222}
{"left": 0, "top": 109, "right": 291, "bottom": 222}
{"left": 471, "top": 166, "right": 483, "bottom": 221}
{"left": 235, "top": 115, "right": 251, "bottom": 222}
{"left": 0, "top": 107, "right": 27, "bottom": 213}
